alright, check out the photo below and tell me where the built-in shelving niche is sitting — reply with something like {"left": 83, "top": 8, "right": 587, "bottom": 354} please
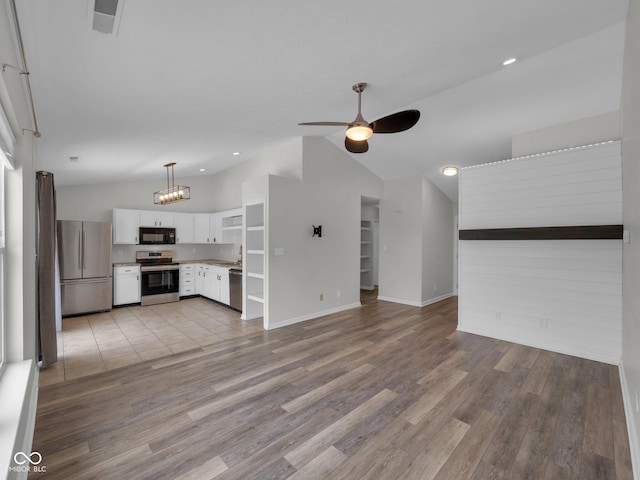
{"left": 243, "top": 202, "right": 265, "bottom": 322}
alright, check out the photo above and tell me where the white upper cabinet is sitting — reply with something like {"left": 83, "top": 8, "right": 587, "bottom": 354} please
{"left": 113, "top": 207, "right": 242, "bottom": 245}
{"left": 174, "top": 213, "right": 194, "bottom": 244}
{"left": 193, "top": 214, "right": 211, "bottom": 243}
{"left": 139, "top": 211, "right": 175, "bottom": 227}
{"left": 209, "top": 213, "right": 223, "bottom": 243}
{"left": 113, "top": 209, "right": 139, "bottom": 244}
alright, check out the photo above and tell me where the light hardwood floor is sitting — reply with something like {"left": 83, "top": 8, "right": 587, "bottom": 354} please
{"left": 31, "top": 294, "right": 633, "bottom": 479}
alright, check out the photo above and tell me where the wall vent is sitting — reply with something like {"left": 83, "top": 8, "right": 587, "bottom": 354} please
{"left": 90, "top": 0, "right": 125, "bottom": 35}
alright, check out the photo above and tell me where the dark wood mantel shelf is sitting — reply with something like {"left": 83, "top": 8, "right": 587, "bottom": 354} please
{"left": 458, "top": 225, "right": 623, "bottom": 241}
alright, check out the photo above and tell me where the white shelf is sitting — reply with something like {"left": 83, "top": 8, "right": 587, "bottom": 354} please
{"left": 223, "top": 225, "right": 243, "bottom": 231}
{"left": 247, "top": 250, "right": 264, "bottom": 255}
{"left": 247, "top": 225, "right": 264, "bottom": 232}
{"left": 247, "top": 272, "right": 264, "bottom": 280}
{"left": 360, "top": 219, "right": 374, "bottom": 290}
{"left": 247, "top": 293, "right": 264, "bottom": 303}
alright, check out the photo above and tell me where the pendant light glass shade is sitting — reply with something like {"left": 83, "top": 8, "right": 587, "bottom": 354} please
{"left": 153, "top": 162, "right": 190, "bottom": 204}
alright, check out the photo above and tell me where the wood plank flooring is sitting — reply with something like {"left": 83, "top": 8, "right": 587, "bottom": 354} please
{"left": 30, "top": 294, "right": 634, "bottom": 479}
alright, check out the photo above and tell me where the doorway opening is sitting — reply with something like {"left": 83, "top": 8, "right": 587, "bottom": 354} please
{"left": 361, "top": 196, "right": 380, "bottom": 304}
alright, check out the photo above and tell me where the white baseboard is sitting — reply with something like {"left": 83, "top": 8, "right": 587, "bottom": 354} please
{"left": 266, "top": 303, "right": 361, "bottom": 330}
{"left": 377, "top": 293, "right": 454, "bottom": 308}
{"left": 456, "top": 324, "right": 621, "bottom": 365}
{"left": 619, "top": 361, "right": 640, "bottom": 480}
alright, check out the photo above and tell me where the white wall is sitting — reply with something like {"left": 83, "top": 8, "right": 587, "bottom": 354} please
{"left": 379, "top": 177, "right": 423, "bottom": 304}
{"left": 458, "top": 142, "right": 623, "bottom": 364}
{"left": 621, "top": 0, "right": 640, "bottom": 473}
{"left": 378, "top": 176, "right": 455, "bottom": 306}
{"left": 263, "top": 137, "right": 383, "bottom": 328}
{"left": 512, "top": 111, "right": 621, "bottom": 157}
{"left": 421, "top": 177, "right": 454, "bottom": 303}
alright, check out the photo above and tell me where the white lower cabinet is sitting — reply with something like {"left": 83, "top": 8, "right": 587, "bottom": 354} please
{"left": 193, "top": 263, "right": 231, "bottom": 306}
{"left": 179, "top": 264, "right": 196, "bottom": 296}
{"left": 210, "top": 266, "right": 230, "bottom": 305}
{"left": 196, "top": 264, "right": 214, "bottom": 299}
{"left": 113, "top": 265, "right": 140, "bottom": 305}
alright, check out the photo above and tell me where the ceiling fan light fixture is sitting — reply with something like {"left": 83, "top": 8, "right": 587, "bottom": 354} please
{"left": 346, "top": 124, "right": 373, "bottom": 141}
{"left": 441, "top": 166, "right": 459, "bottom": 176}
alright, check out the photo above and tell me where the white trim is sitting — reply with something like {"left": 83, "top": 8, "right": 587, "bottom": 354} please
{"left": 265, "top": 303, "right": 361, "bottom": 330}
{"left": 0, "top": 360, "right": 38, "bottom": 479}
{"left": 376, "top": 293, "right": 454, "bottom": 308}
{"left": 456, "top": 324, "right": 621, "bottom": 365}
{"left": 619, "top": 361, "right": 640, "bottom": 480}
{"left": 461, "top": 139, "right": 619, "bottom": 171}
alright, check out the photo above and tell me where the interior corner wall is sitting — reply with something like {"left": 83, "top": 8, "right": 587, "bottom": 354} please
{"left": 421, "top": 177, "right": 454, "bottom": 304}
{"left": 621, "top": 0, "right": 640, "bottom": 474}
{"left": 264, "top": 137, "right": 383, "bottom": 328}
{"left": 378, "top": 176, "right": 454, "bottom": 307}
{"left": 511, "top": 111, "right": 621, "bottom": 157}
{"left": 378, "top": 177, "right": 423, "bottom": 305}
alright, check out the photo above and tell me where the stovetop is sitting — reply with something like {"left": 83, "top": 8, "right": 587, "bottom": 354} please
{"left": 136, "top": 250, "right": 174, "bottom": 264}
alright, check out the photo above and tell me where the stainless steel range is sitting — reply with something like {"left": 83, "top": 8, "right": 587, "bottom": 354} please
{"left": 136, "top": 251, "right": 179, "bottom": 306}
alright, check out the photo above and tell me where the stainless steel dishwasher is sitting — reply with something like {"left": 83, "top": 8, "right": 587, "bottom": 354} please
{"left": 229, "top": 268, "right": 242, "bottom": 312}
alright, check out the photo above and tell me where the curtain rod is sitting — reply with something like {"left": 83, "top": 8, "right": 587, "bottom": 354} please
{"left": 6, "top": 0, "right": 41, "bottom": 138}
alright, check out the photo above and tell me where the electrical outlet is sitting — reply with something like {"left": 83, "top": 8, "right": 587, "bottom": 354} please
{"left": 337, "top": 290, "right": 341, "bottom": 299}
{"left": 320, "top": 294, "right": 324, "bottom": 301}
{"left": 495, "top": 311, "right": 502, "bottom": 320}
{"left": 433, "top": 283, "right": 437, "bottom": 291}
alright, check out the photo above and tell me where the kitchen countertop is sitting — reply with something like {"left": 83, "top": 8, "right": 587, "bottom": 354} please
{"left": 113, "top": 259, "right": 242, "bottom": 270}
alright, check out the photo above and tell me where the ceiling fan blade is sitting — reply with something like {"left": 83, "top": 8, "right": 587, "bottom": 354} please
{"left": 299, "top": 121, "right": 351, "bottom": 126}
{"left": 370, "top": 109, "right": 420, "bottom": 134}
{"left": 345, "top": 137, "right": 369, "bottom": 154}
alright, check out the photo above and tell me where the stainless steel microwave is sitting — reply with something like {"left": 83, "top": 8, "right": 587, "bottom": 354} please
{"left": 139, "top": 227, "right": 176, "bottom": 245}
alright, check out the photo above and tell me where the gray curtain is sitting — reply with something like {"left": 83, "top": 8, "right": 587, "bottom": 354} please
{"left": 37, "top": 171, "right": 58, "bottom": 367}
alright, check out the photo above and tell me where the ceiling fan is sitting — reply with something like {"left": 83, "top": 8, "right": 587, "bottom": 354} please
{"left": 299, "top": 82, "right": 420, "bottom": 154}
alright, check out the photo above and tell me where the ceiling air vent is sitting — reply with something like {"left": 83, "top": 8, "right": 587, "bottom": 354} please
{"left": 91, "top": 0, "right": 125, "bottom": 35}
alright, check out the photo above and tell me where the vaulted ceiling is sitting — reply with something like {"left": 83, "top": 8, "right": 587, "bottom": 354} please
{"left": 15, "top": 0, "right": 629, "bottom": 200}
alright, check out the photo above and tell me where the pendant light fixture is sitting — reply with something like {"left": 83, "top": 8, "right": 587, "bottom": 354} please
{"left": 153, "top": 162, "right": 190, "bottom": 205}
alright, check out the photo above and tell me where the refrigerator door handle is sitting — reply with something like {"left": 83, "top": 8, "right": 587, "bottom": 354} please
{"left": 82, "top": 229, "right": 86, "bottom": 272}
{"left": 61, "top": 278, "right": 110, "bottom": 285}
{"left": 78, "top": 230, "right": 82, "bottom": 270}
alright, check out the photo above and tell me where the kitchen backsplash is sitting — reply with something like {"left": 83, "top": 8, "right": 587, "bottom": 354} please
{"left": 112, "top": 243, "right": 241, "bottom": 263}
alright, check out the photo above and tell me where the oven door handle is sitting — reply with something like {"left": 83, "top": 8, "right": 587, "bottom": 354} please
{"left": 140, "top": 265, "right": 180, "bottom": 272}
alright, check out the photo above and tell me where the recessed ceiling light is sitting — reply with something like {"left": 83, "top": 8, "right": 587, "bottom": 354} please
{"left": 199, "top": 168, "right": 206, "bottom": 172}
{"left": 441, "top": 166, "right": 458, "bottom": 176}
{"left": 232, "top": 151, "right": 241, "bottom": 156}
{"left": 502, "top": 58, "right": 517, "bottom": 66}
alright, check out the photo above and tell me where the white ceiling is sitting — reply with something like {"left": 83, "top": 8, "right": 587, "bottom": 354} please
{"left": 15, "top": 0, "right": 629, "bottom": 200}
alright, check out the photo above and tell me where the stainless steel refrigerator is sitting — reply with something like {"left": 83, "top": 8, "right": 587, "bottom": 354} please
{"left": 57, "top": 220, "right": 112, "bottom": 316}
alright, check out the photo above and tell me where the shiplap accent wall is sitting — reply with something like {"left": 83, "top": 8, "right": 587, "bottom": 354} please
{"left": 458, "top": 141, "right": 622, "bottom": 364}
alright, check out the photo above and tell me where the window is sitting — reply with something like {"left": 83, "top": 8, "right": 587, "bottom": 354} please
{"left": 0, "top": 102, "right": 14, "bottom": 372}
{"left": 0, "top": 163, "right": 5, "bottom": 371}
